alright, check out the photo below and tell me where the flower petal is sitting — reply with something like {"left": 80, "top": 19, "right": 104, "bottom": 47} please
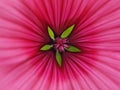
{"left": 0, "top": 0, "right": 120, "bottom": 90}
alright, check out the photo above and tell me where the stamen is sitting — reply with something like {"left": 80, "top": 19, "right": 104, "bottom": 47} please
{"left": 53, "top": 37, "right": 68, "bottom": 52}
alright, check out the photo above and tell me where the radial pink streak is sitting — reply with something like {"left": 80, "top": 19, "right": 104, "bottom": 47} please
{"left": 0, "top": 0, "right": 120, "bottom": 90}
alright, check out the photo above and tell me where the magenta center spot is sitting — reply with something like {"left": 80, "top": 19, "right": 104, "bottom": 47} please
{"left": 54, "top": 37, "right": 69, "bottom": 52}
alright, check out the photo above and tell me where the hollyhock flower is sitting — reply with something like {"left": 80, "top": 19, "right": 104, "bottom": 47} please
{"left": 0, "top": 0, "right": 120, "bottom": 90}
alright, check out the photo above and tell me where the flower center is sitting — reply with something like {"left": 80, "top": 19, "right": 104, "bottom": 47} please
{"left": 53, "top": 37, "right": 69, "bottom": 52}
{"left": 40, "top": 25, "right": 81, "bottom": 67}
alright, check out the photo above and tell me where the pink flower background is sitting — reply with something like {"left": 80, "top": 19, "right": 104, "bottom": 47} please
{"left": 0, "top": 0, "right": 120, "bottom": 90}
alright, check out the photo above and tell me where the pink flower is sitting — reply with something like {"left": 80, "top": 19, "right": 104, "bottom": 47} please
{"left": 0, "top": 0, "right": 120, "bottom": 90}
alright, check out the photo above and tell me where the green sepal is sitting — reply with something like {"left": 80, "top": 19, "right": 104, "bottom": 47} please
{"left": 61, "top": 24, "right": 75, "bottom": 38}
{"left": 40, "top": 44, "right": 52, "bottom": 51}
{"left": 65, "top": 45, "right": 80, "bottom": 52}
{"left": 56, "top": 50, "right": 62, "bottom": 67}
{"left": 48, "top": 26, "right": 55, "bottom": 40}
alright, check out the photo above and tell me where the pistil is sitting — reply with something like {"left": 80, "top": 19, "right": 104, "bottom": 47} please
{"left": 53, "top": 37, "right": 69, "bottom": 52}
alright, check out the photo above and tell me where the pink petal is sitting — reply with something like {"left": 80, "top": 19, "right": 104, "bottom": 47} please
{"left": 0, "top": 0, "right": 120, "bottom": 90}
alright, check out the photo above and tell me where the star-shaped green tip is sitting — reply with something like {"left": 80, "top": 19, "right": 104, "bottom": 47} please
{"left": 65, "top": 45, "right": 81, "bottom": 52}
{"left": 40, "top": 45, "right": 52, "bottom": 51}
{"left": 48, "top": 26, "right": 55, "bottom": 40}
{"left": 61, "top": 24, "right": 75, "bottom": 38}
{"left": 56, "top": 50, "right": 62, "bottom": 67}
